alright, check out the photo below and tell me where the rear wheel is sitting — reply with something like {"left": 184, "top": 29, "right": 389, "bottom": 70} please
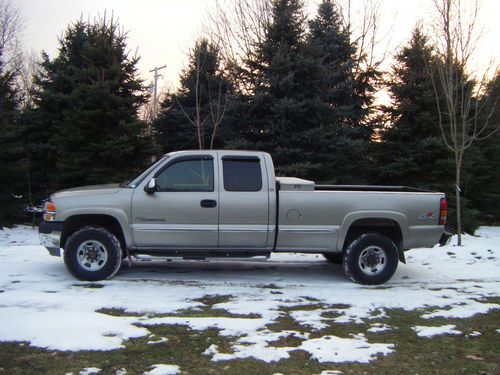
{"left": 64, "top": 226, "right": 122, "bottom": 281}
{"left": 343, "top": 233, "right": 399, "bottom": 285}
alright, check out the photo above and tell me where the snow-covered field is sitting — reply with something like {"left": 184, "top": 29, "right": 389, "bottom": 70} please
{"left": 0, "top": 226, "right": 499, "bottom": 372}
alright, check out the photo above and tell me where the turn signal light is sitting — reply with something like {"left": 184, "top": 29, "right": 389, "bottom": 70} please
{"left": 439, "top": 197, "right": 447, "bottom": 225}
{"left": 46, "top": 202, "right": 56, "bottom": 212}
{"left": 43, "top": 201, "right": 57, "bottom": 221}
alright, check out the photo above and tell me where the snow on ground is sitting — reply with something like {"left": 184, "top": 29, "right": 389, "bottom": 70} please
{"left": 78, "top": 368, "right": 101, "bottom": 375}
{"left": 143, "top": 364, "right": 180, "bottom": 375}
{"left": 367, "top": 323, "right": 392, "bottom": 333}
{"left": 146, "top": 335, "right": 168, "bottom": 345}
{"left": 0, "top": 226, "right": 499, "bottom": 364}
{"left": 298, "top": 333, "right": 394, "bottom": 363}
{"left": 466, "top": 331, "right": 481, "bottom": 337}
{"left": 412, "top": 324, "right": 462, "bottom": 337}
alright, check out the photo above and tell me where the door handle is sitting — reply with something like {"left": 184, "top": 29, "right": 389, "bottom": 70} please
{"left": 200, "top": 199, "right": 217, "bottom": 208}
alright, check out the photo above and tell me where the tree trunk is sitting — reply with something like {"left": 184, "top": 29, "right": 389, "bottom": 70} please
{"left": 455, "top": 155, "right": 462, "bottom": 246}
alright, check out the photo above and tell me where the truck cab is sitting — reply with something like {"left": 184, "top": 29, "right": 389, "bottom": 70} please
{"left": 130, "top": 150, "right": 275, "bottom": 253}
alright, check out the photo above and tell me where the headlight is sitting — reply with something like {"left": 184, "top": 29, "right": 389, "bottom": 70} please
{"left": 43, "top": 201, "right": 57, "bottom": 221}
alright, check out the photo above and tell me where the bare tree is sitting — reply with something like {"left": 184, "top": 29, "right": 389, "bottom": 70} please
{"left": 429, "top": 0, "right": 498, "bottom": 245}
{"left": 175, "top": 39, "right": 230, "bottom": 149}
{"left": 208, "top": 76, "right": 230, "bottom": 149}
{"left": 16, "top": 50, "right": 40, "bottom": 227}
{"left": 0, "top": 0, "right": 23, "bottom": 69}
{"left": 333, "top": 0, "right": 395, "bottom": 89}
{"left": 176, "top": 45, "right": 208, "bottom": 149}
{"left": 141, "top": 88, "right": 167, "bottom": 124}
{"left": 17, "top": 50, "right": 39, "bottom": 109}
{"left": 205, "top": 0, "right": 272, "bottom": 94}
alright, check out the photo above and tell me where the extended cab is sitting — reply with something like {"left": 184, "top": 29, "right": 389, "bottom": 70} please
{"left": 39, "top": 150, "right": 449, "bottom": 284}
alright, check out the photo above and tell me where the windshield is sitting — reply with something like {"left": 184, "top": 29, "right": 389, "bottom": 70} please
{"left": 126, "top": 154, "right": 170, "bottom": 188}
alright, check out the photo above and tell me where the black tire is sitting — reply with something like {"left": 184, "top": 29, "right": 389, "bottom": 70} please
{"left": 323, "top": 252, "right": 343, "bottom": 264}
{"left": 64, "top": 226, "right": 122, "bottom": 281}
{"left": 343, "top": 233, "right": 399, "bottom": 285}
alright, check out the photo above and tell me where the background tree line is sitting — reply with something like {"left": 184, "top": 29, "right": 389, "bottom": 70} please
{"left": 0, "top": 0, "right": 498, "bottom": 240}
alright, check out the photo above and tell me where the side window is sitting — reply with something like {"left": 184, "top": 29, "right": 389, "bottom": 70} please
{"left": 156, "top": 158, "right": 214, "bottom": 192}
{"left": 223, "top": 158, "right": 262, "bottom": 192}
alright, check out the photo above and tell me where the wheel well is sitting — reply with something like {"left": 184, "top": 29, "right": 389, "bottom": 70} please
{"left": 61, "top": 214, "right": 126, "bottom": 252}
{"left": 342, "top": 218, "right": 403, "bottom": 251}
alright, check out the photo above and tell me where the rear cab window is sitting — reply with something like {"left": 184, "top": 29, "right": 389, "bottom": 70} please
{"left": 222, "top": 156, "right": 262, "bottom": 192}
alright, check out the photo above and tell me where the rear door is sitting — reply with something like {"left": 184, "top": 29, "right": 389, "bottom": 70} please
{"left": 218, "top": 154, "right": 269, "bottom": 249}
{"left": 131, "top": 155, "right": 219, "bottom": 249}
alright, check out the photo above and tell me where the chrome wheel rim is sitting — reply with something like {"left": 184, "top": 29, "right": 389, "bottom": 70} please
{"left": 76, "top": 240, "right": 108, "bottom": 271}
{"left": 358, "top": 246, "right": 387, "bottom": 276}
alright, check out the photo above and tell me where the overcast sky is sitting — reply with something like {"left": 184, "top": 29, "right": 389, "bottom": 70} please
{"left": 16, "top": 0, "right": 500, "bottom": 92}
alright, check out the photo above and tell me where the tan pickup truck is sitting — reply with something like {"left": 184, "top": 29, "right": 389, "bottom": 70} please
{"left": 39, "top": 150, "right": 449, "bottom": 284}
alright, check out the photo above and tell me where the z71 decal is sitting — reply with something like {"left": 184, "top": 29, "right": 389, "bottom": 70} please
{"left": 418, "top": 211, "right": 437, "bottom": 220}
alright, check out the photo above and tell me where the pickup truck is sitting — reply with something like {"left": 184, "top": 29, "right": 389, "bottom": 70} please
{"left": 39, "top": 150, "right": 449, "bottom": 285}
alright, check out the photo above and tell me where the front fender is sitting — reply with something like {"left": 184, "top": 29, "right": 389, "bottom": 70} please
{"left": 59, "top": 208, "right": 133, "bottom": 248}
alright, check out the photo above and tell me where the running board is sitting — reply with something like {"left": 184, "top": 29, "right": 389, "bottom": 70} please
{"left": 131, "top": 253, "right": 270, "bottom": 262}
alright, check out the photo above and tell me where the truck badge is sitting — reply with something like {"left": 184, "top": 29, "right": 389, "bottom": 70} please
{"left": 419, "top": 211, "right": 437, "bottom": 220}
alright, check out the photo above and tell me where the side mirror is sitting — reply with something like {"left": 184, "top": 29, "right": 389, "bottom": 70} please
{"left": 144, "top": 178, "right": 157, "bottom": 194}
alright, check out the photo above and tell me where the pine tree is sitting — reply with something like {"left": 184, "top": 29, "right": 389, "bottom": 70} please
{"left": 31, "top": 17, "right": 154, "bottom": 190}
{"left": 0, "top": 59, "right": 23, "bottom": 227}
{"left": 306, "top": 0, "right": 375, "bottom": 183}
{"left": 22, "top": 74, "right": 56, "bottom": 203}
{"left": 154, "top": 39, "right": 232, "bottom": 152}
{"left": 240, "top": 0, "right": 324, "bottom": 178}
{"left": 376, "top": 26, "right": 453, "bottom": 193}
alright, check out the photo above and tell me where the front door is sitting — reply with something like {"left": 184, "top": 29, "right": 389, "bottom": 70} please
{"left": 131, "top": 155, "right": 219, "bottom": 249}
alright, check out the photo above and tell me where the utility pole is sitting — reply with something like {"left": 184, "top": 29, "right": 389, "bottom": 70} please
{"left": 149, "top": 65, "right": 166, "bottom": 120}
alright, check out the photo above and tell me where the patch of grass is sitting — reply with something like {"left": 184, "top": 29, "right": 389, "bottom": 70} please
{"left": 327, "top": 303, "right": 350, "bottom": 310}
{"left": 1, "top": 299, "right": 499, "bottom": 374}
{"left": 193, "top": 294, "right": 233, "bottom": 307}
{"left": 161, "top": 307, "right": 260, "bottom": 319}
{"left": 271, "top": 333, "right": 305, "bottom": 348}
{"left": 300, "top": 296, "right": 320, "bottom": 302}
{"left": 95, "top": 308, "right": 141, "bottom": 317}
{"left": 256, "top": 283, "right": 281, "bottom": 289}
{"left": 281, "top": 303, "right": 326, "bottom": 312}
{"left": 266, "top": 314, "right": 307, "bottom": 333}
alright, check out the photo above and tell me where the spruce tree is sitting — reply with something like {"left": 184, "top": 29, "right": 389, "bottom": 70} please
{"left": 376, "top": 26, "right": 453, "bottom": 193}
{"left": 22, "top": 74, "right": 56, "bottom": 203}
{"left": 306, "top": 0, "right": 375, "bottom": 183}
{"left": 241, "top": 0, "right": 324, "bottom": 178}
{"left": 154, "top": 39, "right": 232, "bottom": 152}
{"left": 0, "top": 59, "right": 23, "bottom": 227}
{"left": 31, "top": 17, "right": 154, "bottom": 190}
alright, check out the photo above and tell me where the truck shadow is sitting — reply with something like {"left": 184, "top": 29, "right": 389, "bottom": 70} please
{"left": 117, "top": 258, "right": 349, "bottom": 284}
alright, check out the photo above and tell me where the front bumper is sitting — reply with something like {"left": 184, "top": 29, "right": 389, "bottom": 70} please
{"left": 39, "top": 221, "right": 63, "bottom": 256}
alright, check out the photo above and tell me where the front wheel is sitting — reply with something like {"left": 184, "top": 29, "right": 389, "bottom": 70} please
{"left": 343, "top": 233, "right": 399, "bottom": 285}
{"left": 64, "top": 226, "right": 122, "bottom": 281}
